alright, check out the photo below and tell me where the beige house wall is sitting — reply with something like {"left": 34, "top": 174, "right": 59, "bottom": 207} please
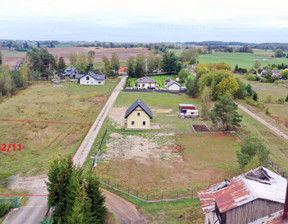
{"left": 127, "top": 106, "right": 151, "bottom": 129}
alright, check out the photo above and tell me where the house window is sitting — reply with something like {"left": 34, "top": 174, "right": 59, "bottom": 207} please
{"left": 131, "top": 121, "right": 135, "bottom": 126}
{"left": 86, "top": 76, "right": 90, "bottom": 80}
{"left": 142, "top": 84, "right": 145, "bottom": 87}
{"left": 98, "top": 82, "right": 101, "bottom": 84}
{"left": 73, "top": 75, "right": 76, "bottom": 78}
{"left": 143, "top": 121, "right": 146, "bottom": 126}
{"left": 137, "top": 112, "right": 140, "bottom": 116}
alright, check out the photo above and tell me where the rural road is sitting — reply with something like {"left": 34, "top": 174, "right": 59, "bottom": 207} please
{"left": 103, "top": 189, "right": 147, "bottom": 224}
{"left": 237, "top": 103, "right": 288, "bottom": 141}
{"left": 72, "top": 76, "right": 126, "bottom": 166}
{"left": 4, "top": 77, "right": 147, "bottom": 224}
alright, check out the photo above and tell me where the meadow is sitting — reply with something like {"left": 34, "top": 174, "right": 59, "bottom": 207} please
{"left": 0, "top": 79, "right": 118, "bottom": 194}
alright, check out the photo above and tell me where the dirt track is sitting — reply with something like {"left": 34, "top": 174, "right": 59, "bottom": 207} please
{"left": 103, "top": 189, "right": 147, "bottom": 224}
{"left": 237, "top": 103, "right": 288, "bottom": 140}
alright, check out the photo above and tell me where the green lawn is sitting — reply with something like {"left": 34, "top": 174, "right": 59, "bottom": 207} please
{"left": 127, "top": 75, "right": 177, "bottom": 88}
{"left": 0, "top": 79, "right": 118, "bottom": 194}
{"left": 198, "top": 50, "right": 288, "bottom": 69}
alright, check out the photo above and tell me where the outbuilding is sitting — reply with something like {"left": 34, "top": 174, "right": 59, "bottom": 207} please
{"left": 167, "top": 80, "right": 181, "bottom": 91}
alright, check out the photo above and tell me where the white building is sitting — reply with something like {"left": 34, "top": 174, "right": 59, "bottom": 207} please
{"left": 136, "top": 76, "right": 156, "bottom": 89}
{"left": 79, "top": 72, "right": 106, "bottom": 85}
{"left": 166, "top": 79, "right": 181, "bottom": 91}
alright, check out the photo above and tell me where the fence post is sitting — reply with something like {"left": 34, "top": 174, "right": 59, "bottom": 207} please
{"left": 128, "top": 187, "right": 129, "bottom": 194}
{"left": 146, "top": 194, "right": 148, "bottom": 201}
{"left": 177, "top": 192, "right": 178, "bottom": 198}
{"left": 162, "top": 192, "right": 163, "bottom": 200}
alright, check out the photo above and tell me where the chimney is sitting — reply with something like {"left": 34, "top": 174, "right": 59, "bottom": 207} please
{"left": 284, "top": 181, "right": 288, "bottom": 219}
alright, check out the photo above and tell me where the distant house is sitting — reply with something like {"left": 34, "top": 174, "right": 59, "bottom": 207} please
{"left": 125, "top": 99, "right": 153, "bottom": 130}
{"left": 198, "top": 166, "right": 287, "bottom": 224}
{"left": 118, "top": 66, "right": 128, "bottom": 74}
{"left": 261, "top": 69, "right": 281, "bottom": 78}
{"left": 79, "top": 72, "right": 106, "bottom": 85}
{"left": 137, "top": 76, "right": 156, "bottom": 89}
{"left": 166, "top": 79, "right": 181, "bottom": 91}
{"left": 15, "top": 61, "right": 23, "bottom": 71}
{"left": 63, "top": 66, "right": 79, "bottom": 79}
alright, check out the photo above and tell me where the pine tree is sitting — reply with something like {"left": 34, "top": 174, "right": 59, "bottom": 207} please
{"left": 209, "top": 93, "right": 242, "bottom": 130}
{"left": 86, "top": 176, "right": 106, "bottom": 224}
{"left": 246, "top": 84, "right": 253, "bottom": 96}
{"left": 58, "top": 57, "right": 66, "bottom": 74}
{"left": 252, "top": 92, "right": 258, "bottom": 101}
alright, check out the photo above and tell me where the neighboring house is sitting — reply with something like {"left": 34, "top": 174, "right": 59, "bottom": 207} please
{"left": 272, "top": 70, "right": 281, "bottom": 77}
{"left": 15, "top": 61, "right": 23, "bottom": 71}
{"left": 137, "top": 76, "right": 156, "bottom": 89}
{"left": 198, "top": 167, "right": 287, "bottom": 224}
{"left": 79, "top": 72, "right": 106, "bottom": 85}
{"left": 125, "top": 99, "right": 153, "bottom": 130}
{"left": 166, "top": 79, "right": 181, "bottom": 91}
{"left": 63, "top": 66, "right": 78, "bottom": 78}
{"left": 261, "top": 70, "right": 281, "bottom": 78}
{"left": 118, "top": 66, "right": 128, "bottom": 74}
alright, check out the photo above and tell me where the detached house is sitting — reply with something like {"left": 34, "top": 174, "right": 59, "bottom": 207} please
{"left": 79, "top": 72, "right": 106, "bottom": 85}
{"left": 63, "top": 66, "right": 79, "bottom": 79}
{"left": 137, "top": 76, "right": 156, "bottom": 89}
{"left": 125, "top": 99, "right": 153, "bottom": 130}
{"left": 198, "top": 167, "right": 288, "bottom": 224}
{"left": 165, "top": 78, "right": 181, "bottom": 91}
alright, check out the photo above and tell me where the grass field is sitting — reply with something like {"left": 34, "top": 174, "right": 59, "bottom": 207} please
{"left": 198, "top": 50, "right": 288, "bottom": 69}
{"left": 87, "top": 91, "right": 242, "bottom": 198}
{"left": 101, "top": 185, "right": 204, "bottom": 224}
{"left": 127, "top": 75, "right": 177, "bottom": 88}
{"left": 234, "top": 73, "right": 288, "bottom": 135}
{"left": 0, "top": 79, "right": 118, "bottom": 194}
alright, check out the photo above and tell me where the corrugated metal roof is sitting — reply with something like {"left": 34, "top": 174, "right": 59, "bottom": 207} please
{"left": 125, "top": 99, "right": 153, "bottom": 119}
{"left": 198, "top": 167, "right": 287, "bottom": 214}
{"left": 137, "top": 76, "right": 156, "bottom": 83}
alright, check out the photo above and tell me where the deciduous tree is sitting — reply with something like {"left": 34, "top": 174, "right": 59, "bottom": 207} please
{"left": 200, "top": 87, "right": 212, "bottom": 120}
{"left": 111, "top": 53, "right": 120, "bottom": 74}
{"left": 237, "top": 136, "right": 270, "bottom": 169}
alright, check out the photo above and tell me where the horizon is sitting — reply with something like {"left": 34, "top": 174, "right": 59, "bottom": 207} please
{"left": 1, "top": 0, "right": 288, "bottom": 43}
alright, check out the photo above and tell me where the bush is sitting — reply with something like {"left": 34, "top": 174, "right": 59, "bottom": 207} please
{"left": 260, "top": 78, "right": 269, "bottom": 83}
{"left": 266, "top": 95, "right": 272, "bottom": 103}
{"left": 274, "top": 80, "right": 280, "bottom": 85}
{"left": 265, "top": 107, "right": 271, "bottom": 115}
{"left": 40, "top": 217, "right": 54, "bottom": 224}
{"left": 278, "top": 97, "right": 285, "bottom": 104}
{"left": 0, "top": 203, "right": 10, "bottom": 217}
{"left": 247, "top": 74, "right": 258, "bottom": 81}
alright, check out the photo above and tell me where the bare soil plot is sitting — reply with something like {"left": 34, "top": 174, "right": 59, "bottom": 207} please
{"left": 2, "top": 47, "right": 148, "bottom": 69}
{"left": 96, "top": 133, "right": 241, "bottom": 194}
{"left": 192, "top": 125, "right": 210, "bottom": 132}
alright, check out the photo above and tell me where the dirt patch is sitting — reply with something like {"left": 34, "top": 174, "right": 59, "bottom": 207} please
{"left": 192, "top": 125, "right": 211, "bottom": 132}
{"left": 102, "top": 135, "right": 180, "bottom": 163}
{"left": 62, "top": 130, "right": 83, "bottom": 146}
{"left": 150, "top": 123, "right": 161, "bottom": 130}
{"left": 110, "top": 133, "right": 122, "bottom": 138}
{"left": 82, "top": 94, "right": 109, "bottom": 107}
{"left": 152, "top": 109, "right": 173, "bottom": 113}
{"left": 108, "top": 107, "right": 127, "bottom": 127}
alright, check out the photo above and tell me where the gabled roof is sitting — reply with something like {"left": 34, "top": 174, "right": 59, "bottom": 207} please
{"left": 137, "top": 76, "right": 156, "bottom": 83}
{"left": 125, "top": 99, "right": 153, "bottom": 119}
{"left": 198, "top": 167, "right": 287, "bottom": 214}
{"left": 167, "top": 80, "right": 181, "bottom": 87}
{"left": 118, "top": 67, "right": 127, "bottom": 72}
{"left": 15, "top": 61, "right": 22, "bottom": 67}
{"left": 63, "top": 66, "right": 78, "bottom": 76}
{"left": 79, "top": 72, "right": 106, "bottom": 80}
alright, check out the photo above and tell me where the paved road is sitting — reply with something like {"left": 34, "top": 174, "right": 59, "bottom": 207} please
{"left": 3, "top": 77, "right": 132, "bottom": 224}
{"left": 237, "top": 103, "right": 288, "bottom": 141}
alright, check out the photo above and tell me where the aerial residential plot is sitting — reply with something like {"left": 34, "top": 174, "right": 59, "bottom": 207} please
{"left": 92, "top": 91, "right": 242, "bottom": 199}
{"left": 0, "top": 80, "right": 118, "bottom": 195}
